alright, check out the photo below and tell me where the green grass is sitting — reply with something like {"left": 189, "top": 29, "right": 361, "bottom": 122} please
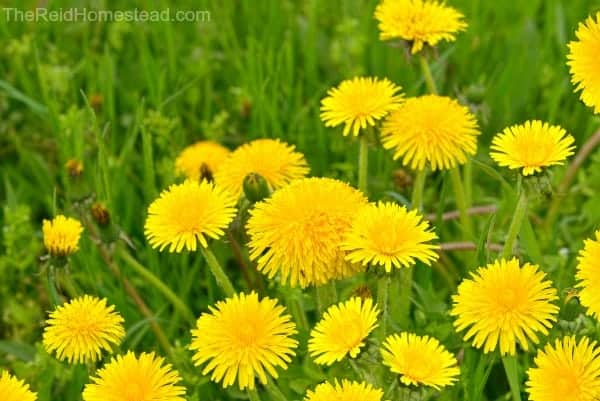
{"left": 2, "top": 0, "right": 600, "bottom": 400}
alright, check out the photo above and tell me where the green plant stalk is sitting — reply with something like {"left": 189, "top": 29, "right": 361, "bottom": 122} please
{"left": 411, "top": 168, "right": 427, "bottom": 211}
{"left": 449, "top": 167, "right": 474, "bottom": 239}
{"left": 118, "top": 248, "right": 196, "bottom": 323}
{"left": 265, "top": 377, "right": 288, "bottom": 401}
{"left": 419, "top": 55, "right": 438, "bottom": 94}
{"left": 501, "top": 181, "right": 528, "bottom": 259}
{"left": 316, "top": 281, "right": 337, "bottom": 314}
{"left": 288, "top": 295, "right": 309, "bottom": 332}
{"left": 46, "top": 264, "right": 62, "bottom": 307}
{"left": 502, "top": 354, "right": 522, "bottom": 401}
{"left": 376, "top": 274, "right": 390, "bottom": 338}
{"left": 247, "top": 388, "right": 262, "bottom": 401}
{"left": 358, "top": 135, "right": 369, "bottom": 194}
{"left": 200, "top": 246, "right": 236, "bottom": 297}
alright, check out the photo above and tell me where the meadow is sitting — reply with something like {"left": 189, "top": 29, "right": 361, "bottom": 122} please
{"left": 2, "top": 0, "right": 600, "bottom": 400}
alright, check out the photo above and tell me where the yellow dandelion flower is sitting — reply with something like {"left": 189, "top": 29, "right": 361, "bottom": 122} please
{"left": 576, "top": 230, "right": 600, "bottom": 319}
{"left": 42, "top": 215, "right": 83, "bottom": 257}
{"left": 175, "top": 140, "right": 230, "bottom": 180}
{"left": 0, "top": 371, "right": 37, "bottom": 401}
{"left": 568, "top": 13, "right": 600, "bottom": 114}
{"left": 43, "top": 295, "right": 125, "bottom": 364}
{"left": 381, "top": 332, "right": 459, "bottom": 389}
{"left": 144, "top": 180, "right": 236, "bottom": 252}
{"left": 320, "top": 77, "right": 403, "bottom": 137}
{"left": 381, "top": 95, "right": 479, "bottom": 171}
{"left": 309, "top": 297, "right": 380, "bottom": 365}
{"left": 451, "top": 258, "right": 559, "bottom": 356}
{"left": 214, "top": 139, "right": 309, "bottom": 199}
{"left": 189, "top": 292, "right": 298, "bottom": 390}
{"left": 342, "top": 202, "right": 439, "bottom": 272}
{"left": 526, "top": 336, "right": 600, "bottom": 401}
{"left": 304, "top": 380, "right": 384, "bottom": 401}
{"left": 246, "top": 177, "right": 368, "bottom": 287}
{"left": 374, "top": 0, "right": 467, "bottom": 54}
{"left": 490, "top": 120, "right": 575, "bottom": 176}
{"left": 83, "top": 352, "right": 185, "bottom": 401}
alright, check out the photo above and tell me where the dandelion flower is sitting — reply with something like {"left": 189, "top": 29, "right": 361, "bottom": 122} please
{"left": 304, "top": 380, "right": 384, "bottom": 401}
{"left": 451, "top": 258, "right": 559, "bottom": 356}
{"left": 42, "top": 215, "right": 83, "bottom": 257}
{"left": 568, "top": 13, "right": 600, "bottom": 114}
{"left": 576, "top": 230, "right": 600, "bottom": 319}
{"left": 374, "top": 0, "right": 467, "bottom": 54}
{"left": 309, "top": 297, "right": 380, "bottom": 365}
{"left": 526, "top": 336, "right": 600, "bottom": 401}
{"left": 145, "top": 180, "right": 236, "bottom": 252}
{"left": 342, "top": 202, "right": 439, "bottom": 272}
{"left": 381, "top": 95, "right": 479, "bottom": 171}
{"left": 214, "top": 139, "right": 309, "bottom": 199}
{"left": 83, "top": 352, "right": 185, "bottom": 401}
{"left": 246, "top": 177, "right": 368, "bottom": 287}
{"left": 0, "top": 371, "right": 37, "bottom": 401}
{"left": 43, "top": 295, "right": 125, "bottom": 364}
{"left": 189, "top": 292, "right": 298, "bottom": 390}
{"left": 490, "top": 120, "right": 575, "bottom": 176}
{"left": 320, "top": 77, "right": 403, "bottom": 137}
{"left": 381, "top": 332, "right": 459, "bottom": 389}
{"left": 175, "top": 140, "right": 230, "bottom": 181}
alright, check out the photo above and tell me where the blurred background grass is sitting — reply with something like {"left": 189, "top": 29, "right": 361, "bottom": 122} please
{"left": 2, "top": 1, "right": 600, "bottom": 400}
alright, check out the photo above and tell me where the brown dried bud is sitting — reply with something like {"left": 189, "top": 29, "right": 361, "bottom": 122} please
{"left": 91, "top": 202, "right": 110, "bottom": 226}
{"left": 392, "top": 169, "right": 412, "bottom": 190}
{"left": 351, "top": 284, "right": 373, "bottom": 300}
{"left": 65, "top": 159, "right": 83, "bottom": 178}
{"left": 89, "top": 93, "right": 104, "bottom": 111}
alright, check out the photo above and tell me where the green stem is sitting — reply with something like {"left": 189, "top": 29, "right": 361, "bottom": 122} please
{"left": 501, "top": 179, "right": 528, "bottom": 259}
{"left": 419, "top": 55, "right": 438, "bottom": 94}
{"left": 377, "top": 275, "right": 390, "bottom": 337}
{"left": 200, "top": 246, "right": 236, "bottom": 297}
{"left": 264, "top": 377, "right": 288, "bottom": 401}
{"left": 118, "top": 248, "right": 196, "bottom": 323}
{"left": 46, "top": 264, "right": 62, "bottom": 307}
{"left": 287, "top": 292, "right": 309, "bottom": 332}
{"left": 247, "top": 388, "right": 262, "bottom": 401}
{"left": 316, "top": 281, "right": 337, "bottom": 314}
{"left": 411, "top": 168, "right": 427, "bottom": 211}
{"left": 449, "top": 167, "right": 474, "bottom": 239}
{"left": 358, "top": 135, "right": 369, "bottom": 194}
{"left": 502, "top": 355, "right": 522, "bottom": 401}
{"left": 396, "top": 269, "right": 412, "bottom": 329}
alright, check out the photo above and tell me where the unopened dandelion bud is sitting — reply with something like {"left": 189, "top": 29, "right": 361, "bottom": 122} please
{"left": 243, "top": 172, "right": 270, "bottom": 203}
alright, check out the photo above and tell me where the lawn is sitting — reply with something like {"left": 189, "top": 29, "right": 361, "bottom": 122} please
{"left": 2, "top": 1, "right": 600, "bottom": 401}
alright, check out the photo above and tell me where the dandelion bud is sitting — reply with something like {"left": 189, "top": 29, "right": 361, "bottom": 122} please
{"left": 65, "top": 159, "right": 83, "bottom": 178}
{"left": 243, "top": 172, "right": 270, "bottom": 203}
{"left": 91, "top": 202, "right": 110, "bottom": 226}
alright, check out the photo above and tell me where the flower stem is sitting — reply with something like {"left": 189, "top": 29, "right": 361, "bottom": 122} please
{"left": 286, "top": 291, "right": 309, "bottom": 332}
{"left": 411, "top": 168, "right": 427, "bottom": 211}
{"left": 501, "top": 178, "right": 528, "bottom": 259}
{"left": 449, "top": 167, "right": 474, "bottom": 239}
{"left": 396, "top": 269, "right": 412, "bottom": 329}
{"left": 265, "top": 378, "right": 288, "bottom": 401}
{"left": 316, "top": 281, "right": 337, "bottom": 314}
{"left": 358, "top": 135, "right": 369, "bottom": 194}
{"left": 247, "top": 388, "right": 262, "bottom": 401}
{"left": 200, "top": 246, "right": 236, "bottom": 297}
{"left": 502, "top": 355, "right": 522, "bottom": 401}
{"left": 376, "top": 274, "right": 390, "bottom": 338}
{"left": 118, "top": 248, "right": 196, "bottom": 324}
{"left": 46, "top": 264, "right": 62, "bottom": 307}
{"left": 419, "top": 55, "right": 438, "bottom": 94}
